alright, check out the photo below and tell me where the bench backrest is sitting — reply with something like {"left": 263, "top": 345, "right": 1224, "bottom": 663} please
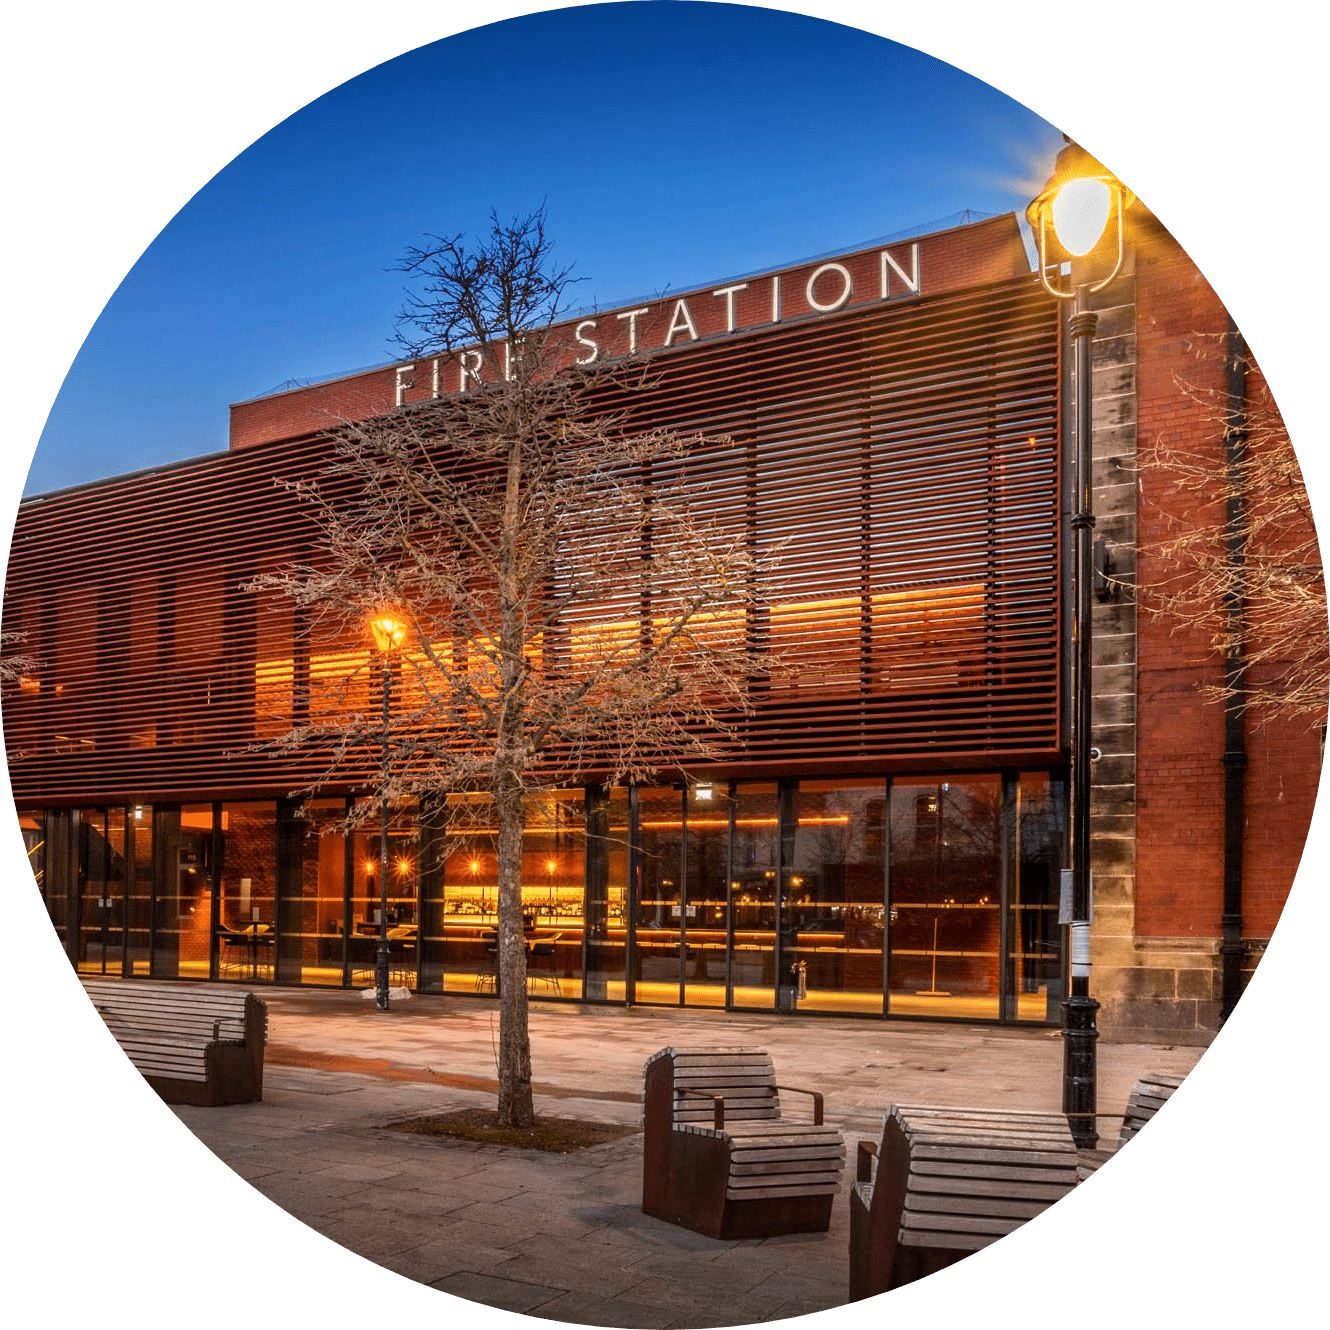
{"left": 883, "top": 1104, "right": 1079, "bottom": 1256}
{"left": 1119, "top": 1073, "right": 1184, "bottom": 1146}
{"left": 81, "top": 979, "right": 264, "bottom": 1046}
{"left": 644, "top": 1047, "right": 781, "bottom": 1128}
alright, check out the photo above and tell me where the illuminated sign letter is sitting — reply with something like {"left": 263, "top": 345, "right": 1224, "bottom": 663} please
{"left": 881, "top": 243, "right": 921, "bottom": 297}
{"left": 616, "top": 306, "right": 650, "bottom": 354}
{"left": 458, "top": 349, "right": 483, "bottom": 392}
{"left": 574, "top": 319, "right": 600, "bottom": 365}
{"left": 664, "top": 299, "right": 699, "bottom": 347}
{"left": 712, "top": 282, "right": 748, "bottom": 333}
{"left": 805, "top": 262, "right": 853, "bottom": 313}
{"left": 394, "top": 364, "right": 414, "bottom": 406}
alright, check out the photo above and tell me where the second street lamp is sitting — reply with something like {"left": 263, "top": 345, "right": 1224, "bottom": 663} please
{"left": 369, "top": 610, "right": 407, "bottom": 1011}
{"left": 1027, "top": 139, "right": 1133, "bottom": 1149}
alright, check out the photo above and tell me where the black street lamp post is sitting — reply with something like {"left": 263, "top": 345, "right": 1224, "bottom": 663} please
{"left": 1027, "top": 140, "right": 1133, "bottom": 1149}
{"left": 369, "top": 610, "right": 406, "bottom": 1012}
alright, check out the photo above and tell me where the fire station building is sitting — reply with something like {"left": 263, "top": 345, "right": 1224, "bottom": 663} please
{"left": 6, "top": 210, "right": 1318, "bottom": 1043}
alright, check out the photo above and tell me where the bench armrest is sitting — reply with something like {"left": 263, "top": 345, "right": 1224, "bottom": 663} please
{"left": 773, "top": 1084, "right": 825, "bottom": 1125}
{"left": 677, "top": 1087, "right": 727, "bottom": 1129}
{"left": 856, "top": 1138, "right": 878, "bottom": 1183}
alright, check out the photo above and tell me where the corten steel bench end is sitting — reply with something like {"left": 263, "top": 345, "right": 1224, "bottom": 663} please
{"left": 81, "top": 978, "right": 268, "bottom": 1107}
{"left": 641, "top": 1046, "right": 845, "bottom": 1240}
{"left": 849, "top": 1103, "right": 1078, "bottom": 1299}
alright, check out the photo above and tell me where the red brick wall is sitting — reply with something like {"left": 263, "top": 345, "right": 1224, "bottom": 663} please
{"left": 229, "top": 214, "right": 1030, "bottom": 450}
{"left": 1134, "top": 216, "right": 1323, "bottom": 941}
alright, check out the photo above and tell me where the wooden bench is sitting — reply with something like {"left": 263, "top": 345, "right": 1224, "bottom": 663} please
{"left": 642, "top": 1046, "right": 845, "bottom": 1239}
{"left": 81, "top": 979, "right": 268, "bottom": 1107}
{"left": 849, "top": 1104, "right": 1078, "bottom": 1299}
{"left": 1077, "top": 1072, "right": 1185, "bottom": 1180}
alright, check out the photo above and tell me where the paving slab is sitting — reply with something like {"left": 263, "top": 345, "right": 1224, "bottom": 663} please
{"left": 170, "top": 986, "right": 1204, "bottom": 1327}
{"left": 431, "top": 1269, "right": 570, "bottom": 1314}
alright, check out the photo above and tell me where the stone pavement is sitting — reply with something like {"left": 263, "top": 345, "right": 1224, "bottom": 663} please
{"left": 174, "top": 989, "right": 1204, "bottom": 1328}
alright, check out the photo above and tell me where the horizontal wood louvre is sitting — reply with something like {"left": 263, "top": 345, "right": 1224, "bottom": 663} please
{"left": 5, "top": 275, "right": 1061, "bottom": 803}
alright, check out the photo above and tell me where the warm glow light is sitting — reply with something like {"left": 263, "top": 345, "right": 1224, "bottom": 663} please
{"left": 369, "top": 612, "right": 407, "bottom": 653}
{"left": 396, "top": 856, "right": 412, "bottom": 876}
{"left": 364, "top": 859, "right": 376, "bottom": 876}
{"left": 469, "top": 858, "right": 481, "bottom": 875}
{"left": 546, "top": 859, "right": 557, "bottom": 875}
{"left": 1050, "top": 176, "right": 1113, "bottom": 257}
{"left": 638, "top": 815, "right": 850, "bottom": 830}
{"left": 1027, "top": 142, "right": 1133, "bottom": 299}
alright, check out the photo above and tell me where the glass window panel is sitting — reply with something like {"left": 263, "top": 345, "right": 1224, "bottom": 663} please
{"left": 277, "top": 799, "right": 347, "bottom": 987}
{"left": 522, "top": 789, "right": 584, "bottom": 1000}
{"left": 634, "top": 786, "right": 683, "bottom": 1005}
{"left": 179, "top": 806, "right": 216, "bottom": 978}
{"left": 730, "top": 783, "right": 778, "bottom": 1010}
{"left": 125, "top": 804, "right": 154, "bottom": 975}
{"left": 888, "top": 776, "right": 1002, "bottom": 1020}
{"left": 682, "top": 784, "right": 730, "bottom": 1009}
{"left": 42, "top": 810, "right": 76, "bottom": 951}
{"left": 217, "top": 802, "right": 277, "bottom": 982}
{"left": 151, "top": 804, "right": 213, "bottom": 979}
{"left": 76, "top": 808, "right": 127, "bottom": 976}
{"left": 18, "top": 808, "right": 49, "bottom": 921}
{"left": 417, "top": 798, "right": 446, "bottom": 994}
{"left": 439, "top": 793, "right": 498, "bottom": 996}
{"left": 584, "top": 787, "right": 628, "bottom": 1002}
{"left": 789, "top": 779, "right": 886, "bottom": 1015}
{"left": 1011, "top": 772, "right": 1065, "bottom": 1022}
{"left": 350, "top": 800, "right": 419, "bottom": 991}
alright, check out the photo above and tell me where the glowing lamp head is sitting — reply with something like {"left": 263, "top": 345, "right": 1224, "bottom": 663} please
{"left": 1026, "top": 139, "right": 1133, "bottom": 295}
{"left": 1050, "top": 176, "right": 1114, "bottom": 257}
{"left": 369, "top": 612, "right": 407, "bottom": 653}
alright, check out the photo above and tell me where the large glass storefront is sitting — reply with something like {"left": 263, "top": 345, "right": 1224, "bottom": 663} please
{"left": 30, "top": 770, "right": 1065, "bottom": 1022}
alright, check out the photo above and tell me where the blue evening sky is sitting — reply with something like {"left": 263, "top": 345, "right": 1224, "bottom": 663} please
{"left": 28, "top": 2, "right": 1064, "bottom": 496}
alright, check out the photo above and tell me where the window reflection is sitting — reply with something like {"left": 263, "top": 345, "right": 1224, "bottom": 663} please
{"left": 788, "top": 780, "right": 885, "bottom": 1015}
{"left": 634, "top": 787, "right": 683, "bottom": 1004}
{"left": 28, "top": 771, "right": 1061, "bottom": 1024}
{"left": 888, "top": 777, "right": 1002, "bottom": 1019}
{"left": 277, "top": 799, "right": 348, "bottom": 987}
{"left": 217, "top": 802, "right": 277, "bottom": 982}
{"left": 1010, "top": 773, "right": 1065, "bottom": 1020}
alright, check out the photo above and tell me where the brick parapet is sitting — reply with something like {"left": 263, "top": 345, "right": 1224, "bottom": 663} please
{"left": 228, "top": 215, "right": 1030, "bottom": 451}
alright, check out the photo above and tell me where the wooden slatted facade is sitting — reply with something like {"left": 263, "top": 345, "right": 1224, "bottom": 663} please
{"left": 4, "top": 272, "right": 1061, "bottom": 805}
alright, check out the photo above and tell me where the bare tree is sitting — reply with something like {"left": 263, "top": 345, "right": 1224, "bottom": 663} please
{"left": 253, "top": 208, "right": 775, "bottom": 1127}
{"left": 0, "top": 629, "right": 38, "bottom": 687}
{"left": 0, "top": 630, "right": 41, "bottom": 761}
{"left": 1139, "top": 334, "right": 1328, "bottom": 722}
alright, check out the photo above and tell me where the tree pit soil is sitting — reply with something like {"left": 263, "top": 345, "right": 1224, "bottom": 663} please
{"left": 385, "top": 1108, "right": 638, "bottom": 1152}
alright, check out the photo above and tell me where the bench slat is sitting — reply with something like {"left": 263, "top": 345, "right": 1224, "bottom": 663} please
{"left": 903, "top": 1193, "right": 1051, "bottom": 1221}
{"left": 907, "top": 1175, "right": 1074, "bottom": 1202}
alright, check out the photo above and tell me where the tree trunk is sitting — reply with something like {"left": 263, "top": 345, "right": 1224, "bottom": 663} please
{"left": 494, "top": 777, "right": 533, "bottom": 1127}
